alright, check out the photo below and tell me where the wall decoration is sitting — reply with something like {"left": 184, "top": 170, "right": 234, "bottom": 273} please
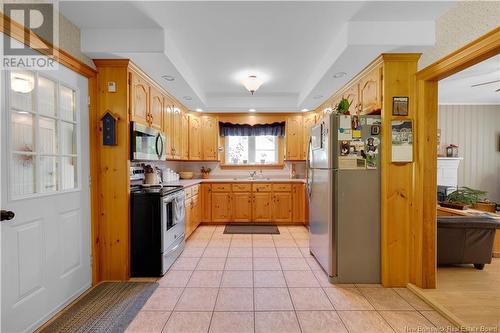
{"left": 391, "top": 120, "right": 413, "bottom": 162}
{"left": 364, "top": 137, "right": 380, "bottom": 169}
{"left": 392, "top": 96, "right": 409, "bottom": 116}
{"left": 340, "top": 140, "right": 350, "bottom": 156}
{"left": 101, "top": 111, "right": 118, "bottom": 146}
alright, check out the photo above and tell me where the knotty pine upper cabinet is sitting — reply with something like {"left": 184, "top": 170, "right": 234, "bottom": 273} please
{"left": 342, "top": 83, "right": 360, "bottom": 115}
{"left": 272, "top": 191, "right": 293, "bottom": 223}
{"left": 172, "top": 106, "right": 182, "bottom": 159}
{"left": 358, "top": 65, "right": 382, "bottom": 115}
{"left": 201, "top": 116, "right": 219, "bottom": 160}
{"left": 130, "top": 72, "right": 150, "bottom": 126}
{"left": 181, "top": 112, "right": 190, "bottom": 160}
{"left": 286, "top": 115, "right": 303, "bottom": 160}
{"left": 149, "top": 87, "right": 163, "bottom": 130}
{"left": 302, "top": 112, "right": 317, "bottom": 160}
{"left": 163, "top": 101, "right": 173, "bottom": 159}
{"left": 189, "top": 114, "right": 202, "bottom": 160}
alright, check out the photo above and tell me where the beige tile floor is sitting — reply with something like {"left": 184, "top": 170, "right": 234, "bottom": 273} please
{"left": 126, "top": 225, "right": 455, "bottom": 333}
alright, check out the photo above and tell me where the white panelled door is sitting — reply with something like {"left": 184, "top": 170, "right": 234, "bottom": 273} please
{"left": 1, "top": 62, "right": 91, "bottom": 332}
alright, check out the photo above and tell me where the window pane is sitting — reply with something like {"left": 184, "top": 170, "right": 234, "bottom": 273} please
{"left": 60, "top": 121, "right": 77, "bottom": 155}
{"left": 11, "top": 111, "right": 35, "bottom": 152}
{"left": 10, "top": 71, "right": 34, "bottom": 111}
{"left": 256, "top": 136, "right": 276, "bottom": 150}
{"left": 39, "top": 117, "right": 58, "bottom": 154}
{"left": 38, "top": 76, "right": 56, "bottom": 116}
{"left": 11, "top": 153, "right": 36, "bottom": 196}
{"left": 255, "top": 150, "right": 276, "bottom": 164}
{"left": 227, "top": 136, "right": 249, "bottom": 164}
{"left": 40, "top": 156, "right": 58, "bottom": 193}
{"left": 61, "top": 157, "right": 77, "bottom": 190}
{"left": 60, "top": 85, "right": 76, "bottom": 121}
{"left": 256, "top": 136, "right": 277, "bottom": 163}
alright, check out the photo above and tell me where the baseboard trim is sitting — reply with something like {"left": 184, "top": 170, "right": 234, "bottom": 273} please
{"left": 407, "top": 283, "right": 467, "bottom": 330}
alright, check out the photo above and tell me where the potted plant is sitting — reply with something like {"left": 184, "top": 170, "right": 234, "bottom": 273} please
{"left": 201, "top": 166, "right": 212, "bottom": 179}
{"left": 442, "top": 187, "right": 487, "bottom": 210}
{"left": 335, "top": 97, "right": 352, "bottom": 115}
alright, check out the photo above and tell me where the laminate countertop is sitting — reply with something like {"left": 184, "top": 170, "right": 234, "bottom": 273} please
{"left": 164, "top": 178, "right": 306, "bottom": 188}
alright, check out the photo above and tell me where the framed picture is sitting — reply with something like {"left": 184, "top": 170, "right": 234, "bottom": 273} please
{"left": 391, "top": 120, "right": 413, "bottom": 162}
{"left": 392, "top": 96, "right": 409, "bottom": 116}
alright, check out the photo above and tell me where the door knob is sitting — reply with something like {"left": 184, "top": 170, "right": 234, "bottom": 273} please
{"left": 1, "top": 210, "right": 15, "bottom": 221}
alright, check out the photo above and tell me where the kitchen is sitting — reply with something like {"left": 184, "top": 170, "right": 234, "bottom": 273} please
{"left": 1, "top": 2, "right": 499, "bottom": 333}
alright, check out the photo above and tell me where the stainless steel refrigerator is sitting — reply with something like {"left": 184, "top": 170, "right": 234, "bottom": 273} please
{"left": 307, "top": 113, "right": 381, "bottom": 283}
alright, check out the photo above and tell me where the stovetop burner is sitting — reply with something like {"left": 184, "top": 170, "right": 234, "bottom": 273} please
{"left": 130, "top": 184, "right": 183, "bottom": 196}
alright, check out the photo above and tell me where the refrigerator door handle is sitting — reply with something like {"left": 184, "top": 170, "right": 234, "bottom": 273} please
{"left": 306, "top": 137, "right": 313, "bottom": 198}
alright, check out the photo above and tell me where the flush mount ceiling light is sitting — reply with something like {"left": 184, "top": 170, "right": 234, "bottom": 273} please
{"left": 183, "top": 96, "right": 192, "bottom": 101}
{"left": 162, "top": 75, "right": 175, "bottom": 81}
{"left": 333, "top": 72, "right": 347, "bottom": 78}
{"left": 248, "top": 108, "right": 256, "bottom": 112}
{"left": 11, "top": 75, "right": 34, "bottom": 93}
{"left": 301, "top": 108, "right": 309, "bottom": 112}
{"left": 242, "top": 75, "right": 264, "bottom": 95}
{"left": 195, "top": 108, "right": 203, "bottom": 112}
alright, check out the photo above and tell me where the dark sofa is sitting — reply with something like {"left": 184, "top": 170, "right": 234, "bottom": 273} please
{"left": 437, "top": 216, "right": 500, "bottom": 270}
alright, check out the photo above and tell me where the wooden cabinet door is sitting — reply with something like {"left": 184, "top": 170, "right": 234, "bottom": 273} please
{"left": 172, "top": 107, "right": 182, "bottom": 159}
{"left": 189, "top": 115, "right": 202, "bottom": 160}
{"left": 181, "top": 112, "right": 190, "bottom": 160}
{"left": 202, "top": 116, "right": 219, "bottom": 160}
{"left": 252, "top": 192, "right": 272, "bottom": 222}
{"left": 212, "top": 192, "right": 232, "bottom": 222}
{"left": 201, "top": 184, "right": 211, "bottom": 222}
{"left": 272, "top": 192, "right": 293, "bottom": 223}
{"left": 292, "top": 184, "right": 306, "bottom": 223}
{"left": 343, "top": 83, "right": 360, "bottom": 115}
{"left": 286, "top": 115, "right": 303, "bottom": 160}
{"left": 302, "top": 113, "right": 316, "bottom": 160}
{"left": 192, "top": 194, "right": 201, "bottom": 230}
{"left": 163, "top": 101, "right": 175, "bottom": 159}
{"left": 130, "top": 72, "right": 150, "bottom": 125}
{"left": 232, "top": 192, "right": 252, "bottom": 222}
{"left": 149, "top": 87, "right": 163, "bottom": 130}
{"left": 185, "top": 197, "right": 193, "bottom": 239}
{"left": 359, "top": 66, "right": 382, "bottom": 115}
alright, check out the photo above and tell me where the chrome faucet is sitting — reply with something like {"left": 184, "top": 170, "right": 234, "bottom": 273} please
{"left": 249, "top": 171, "right": 257, "bottom": 179}
{"left": 257, "top": 169, "right": 265, "bottom": 179}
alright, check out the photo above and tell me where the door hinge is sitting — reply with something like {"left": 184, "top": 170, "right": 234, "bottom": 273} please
{"left": 89, "top": 176, "right": 92, "bottom": 187}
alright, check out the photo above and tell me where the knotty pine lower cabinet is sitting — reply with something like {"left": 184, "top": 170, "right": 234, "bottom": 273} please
{"left": 252, "top": 192, "right": 273, "bottom": 222}
{"left": 272, "top": 192, "right": 293, "bottom": 223}
{"left": 232, "top": 192, "right": 252, "bottom": 222}
{"left": 201, "top": 184, "right": 212, "bottom": 222}
{"left": 211, "top": 192, "right": 232, "bottom": 222}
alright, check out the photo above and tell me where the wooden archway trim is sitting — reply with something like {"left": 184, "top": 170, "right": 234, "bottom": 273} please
{"left": 413, "top": 27, "right": 500, "bottom": 289}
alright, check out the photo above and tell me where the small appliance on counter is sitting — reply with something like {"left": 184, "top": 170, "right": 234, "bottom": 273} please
{"left": 130, "top": 184, "right": 185, "bottom": 277}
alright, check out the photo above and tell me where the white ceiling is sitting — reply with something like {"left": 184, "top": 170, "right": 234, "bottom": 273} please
{"left": 439, "top": 54, "right": 500, "bottom": 105}
{"left": 60, "top": 1, "right": 455, "bottom": 112}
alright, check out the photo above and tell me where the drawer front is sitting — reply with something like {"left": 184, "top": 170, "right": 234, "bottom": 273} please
{"left": 184, "top": 187, "right": 192, "bottom": 199}
{"left": 252, "top": 184, "right": 272, "bottom": 192}
{"left": 192, "top": 185, "right": 200, "bottom": 196}
{"left": 185, "top": 197, "right": 192, "bottom": 207}
{"left": 232, "top": 183, "right": 252, "bottom": 192}
{"left": 212, "top": 183, "right": 232, "bottom": 192}
{"left": 273, "top": 184, "right": 292, "bottom": 192}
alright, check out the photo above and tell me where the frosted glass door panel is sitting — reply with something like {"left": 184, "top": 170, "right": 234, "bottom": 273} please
{"left": 11, "top": 153, "right": 36, "bottom": 196}
{"left": 10, "top": 71, "right": 34, "bottom": 111}
{"left": 11, "top": 112, "right": 34, "bottom": 152}
{"left": 39, "top": 117, "right": 57, "bottom": 154}
{"left": 61, "top": 157, "right": 77, "bottom": 190}
{"left": 38, "top": 76, "right": 56, "bottom": 116}
{"left": 60, "top": 86, "right": 76, "bottom": 121}
{"left": 40, "top": 156, "right": 58, "bottom": 193}
{"left": 60, "top": 122, "right": 76, "bottom": 155}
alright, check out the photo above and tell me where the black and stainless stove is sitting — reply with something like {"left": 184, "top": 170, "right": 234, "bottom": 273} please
{"left": 130, "top": 184, "right": 185, "bottom": 277}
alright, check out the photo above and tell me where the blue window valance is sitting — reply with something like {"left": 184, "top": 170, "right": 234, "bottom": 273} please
{"left": 219, "top": 121, "right": 285, "bottom": 137}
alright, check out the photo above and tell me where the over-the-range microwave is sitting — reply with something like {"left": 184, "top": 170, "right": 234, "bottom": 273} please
{"left": 130, "top": 122, "right": 167, "bottom": 161}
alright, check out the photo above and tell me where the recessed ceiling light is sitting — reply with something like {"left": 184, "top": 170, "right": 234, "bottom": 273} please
{"left": 162, "top": 75, "right": 175, "bottom": 81}
{"left": 333, "top": 72, "right": 346, "bottom": 78}
{"left": 301, "top": 108, "right": 309, "bottom": 112}
{"left": 183, "top": 96, "right": 192, "bottom": 101}
{"left": 313, "top": 95, "right": 323, "bottom": 99}
{"left": 195, "top": 108, "right": 203, "bottom": 112}
{"left": 248, "top": 108, "right": 256, "bottom": 112}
